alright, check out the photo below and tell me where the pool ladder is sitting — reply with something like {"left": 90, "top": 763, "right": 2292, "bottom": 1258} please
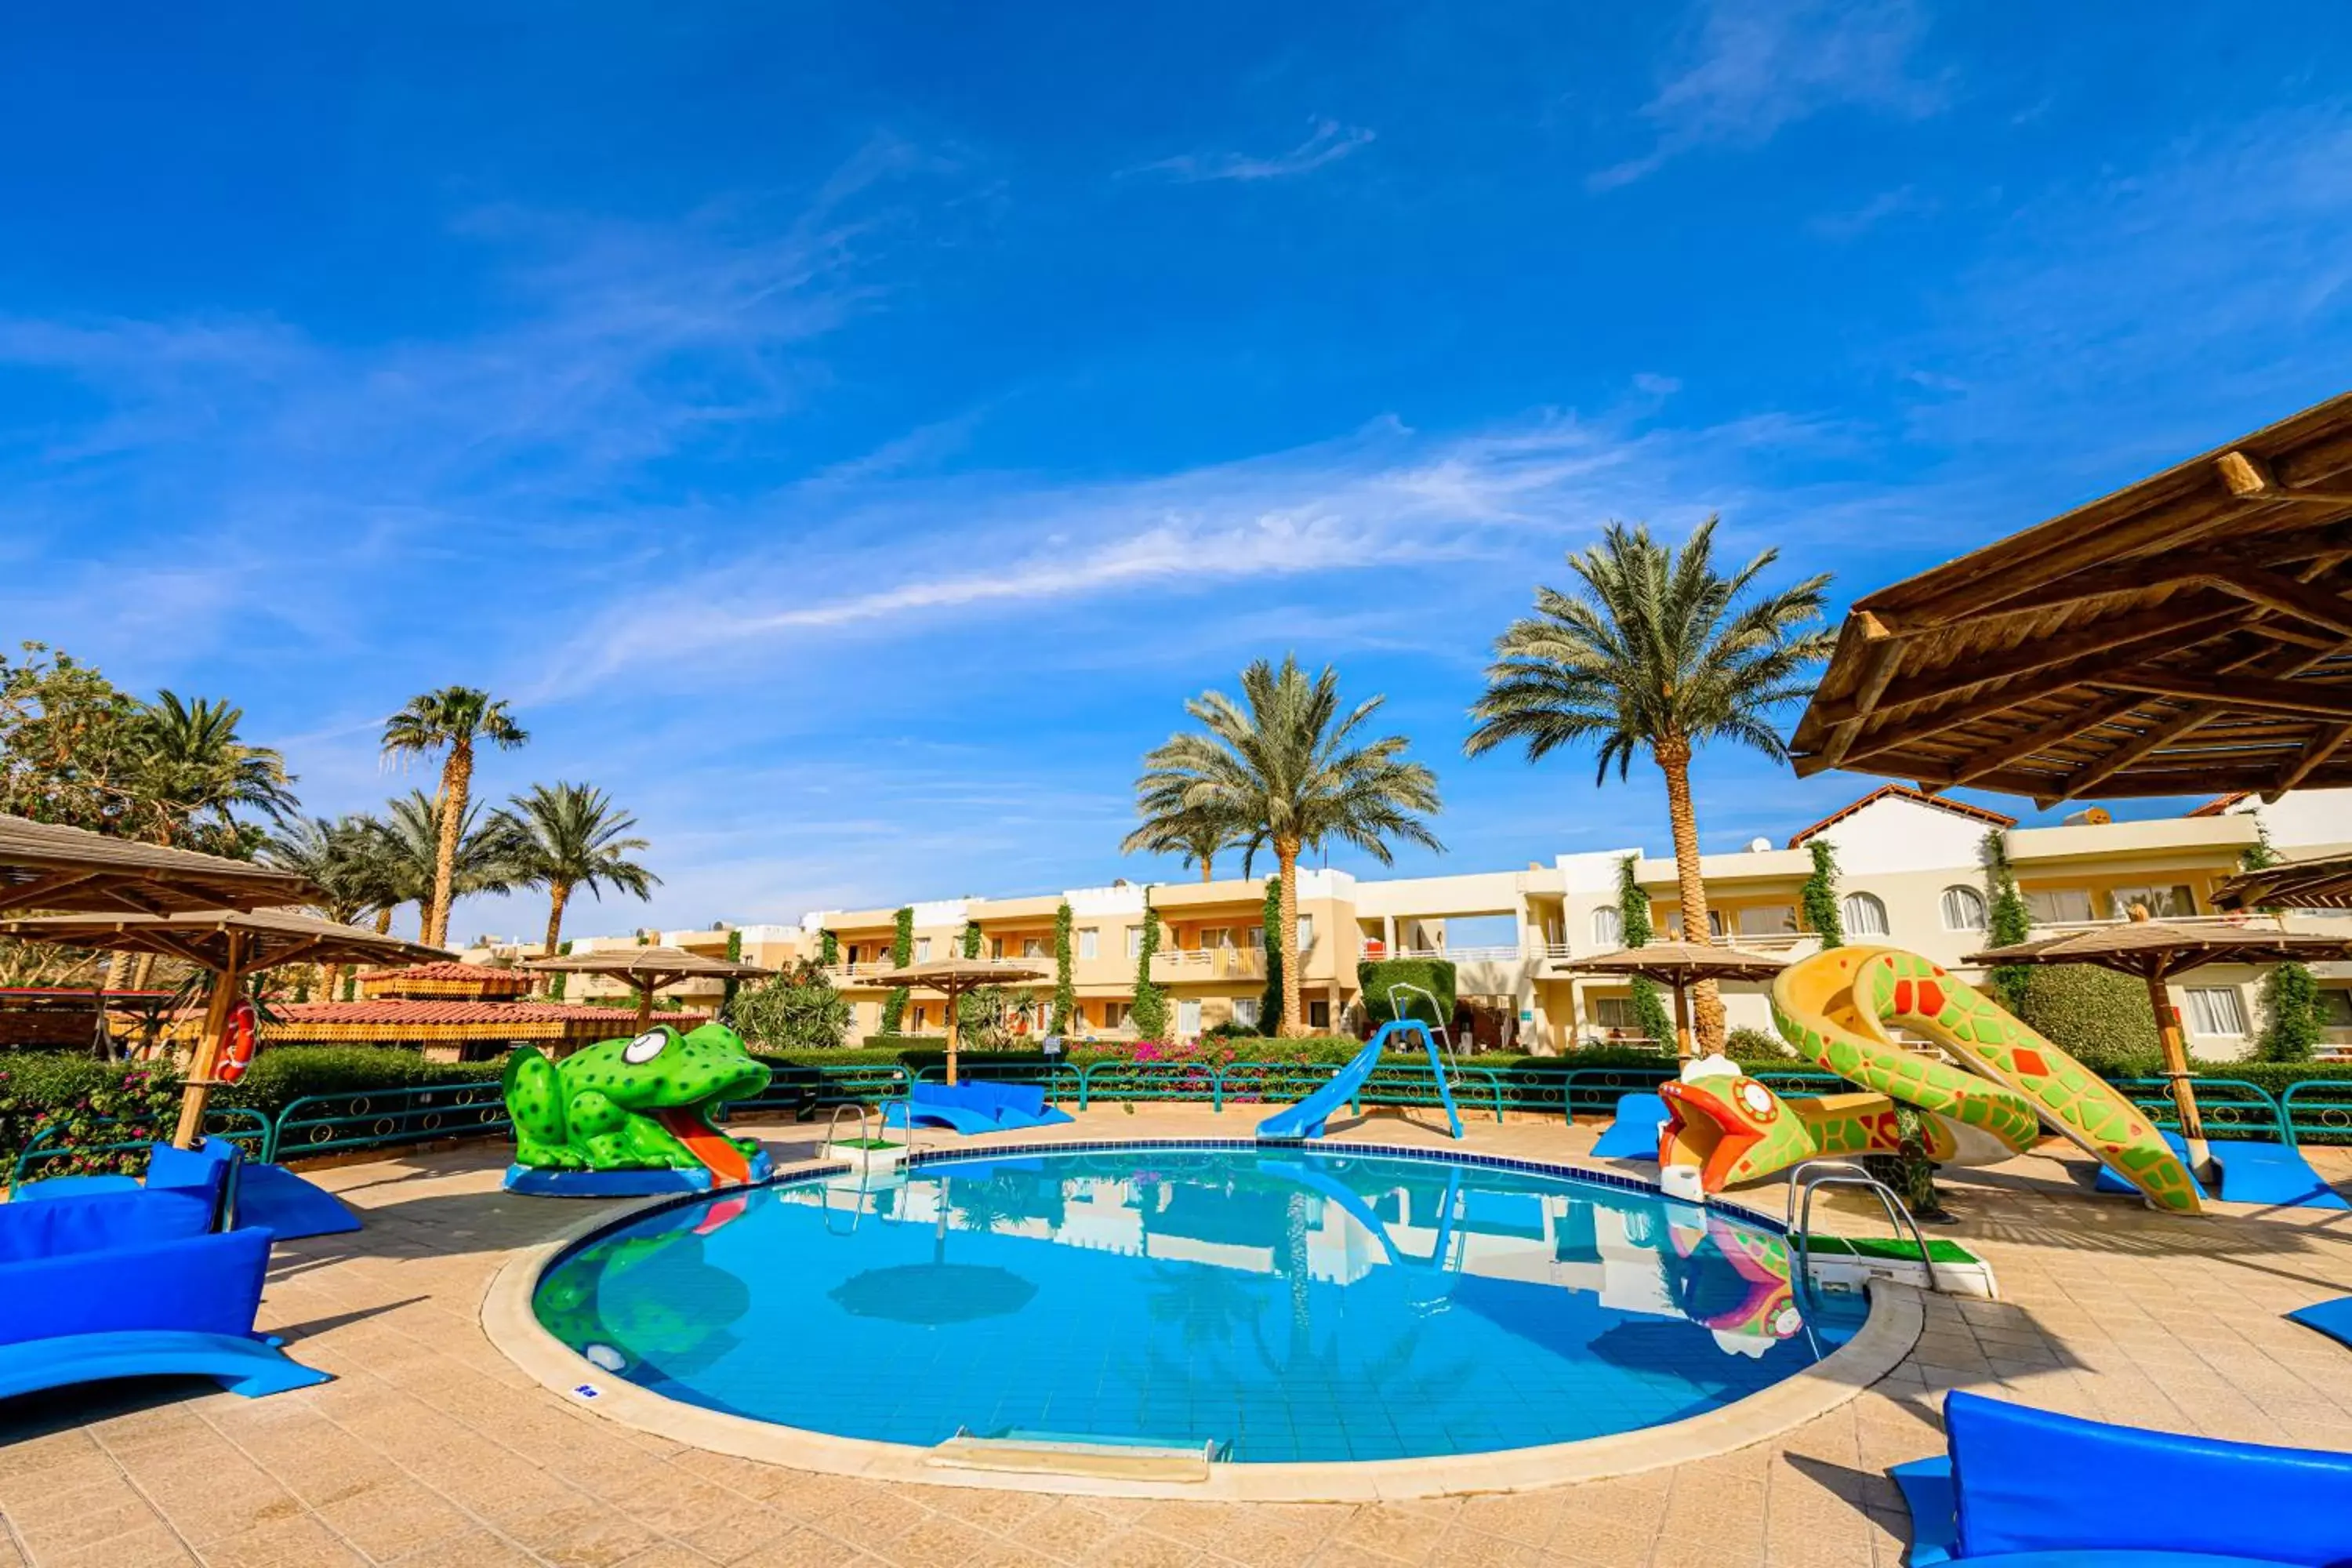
{"left": 819, "top": 1103, "right": 884, "bottom": 1236}
{"left": 1783, "top": 1159, "right": 1943, "bottom": 1298}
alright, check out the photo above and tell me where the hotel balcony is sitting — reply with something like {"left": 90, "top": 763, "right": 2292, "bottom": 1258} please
{"left": 1150, "top": 946, "right": 1265, "bottom": 983}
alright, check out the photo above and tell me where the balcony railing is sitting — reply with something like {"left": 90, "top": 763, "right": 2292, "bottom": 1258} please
{"left": 1151, "top": 948, "right": 1265, "bottom": 981}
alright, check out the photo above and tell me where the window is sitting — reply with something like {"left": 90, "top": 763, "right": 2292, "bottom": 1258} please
{"left": 1940, "top": 886, "right": 1987, "bottom": 931}
{"left": 1297, "top": 916, "right": 1315, "bottom": 952}
{"left": 1126, "top": 925, "right": 1143, "bottom": 959}
{"left": 1178, "top": 999, "right": 1203, "bottom": 1037}
{"left": 1668, "top": 909, "right": 1726, "bottom": 940}
{"left": 913, "top": 1004, "right": 929, "bottom": 1029}
{"left": 1841, "top": 892, "right": 1889, "bottom": 937}
{"left": 1592, "top": 996, "right": 1638, "bottom": 1030}
{"left": 1105, "top": 1000, "right": 1129, "bottom": 1029}
{"left": 1243, "top": 925, "right": 1262, "bottom": 950}
{"left": 1232, "top": 996, "right": 1260, "bottom": 1028}
{"left": 989, "top": 935, "right": 1004, "bottom": 960}
{"left": 1079, "top": 927, "right": 1098, "bottom": 960}
{"left": 1592, "top": 908, "right": 1624, "bottom": 948}
{"left": 2024, "top": 888, "right": 2094, "bottom": 925}
{"left": 2321, "top": 989, "right": 2352, "bottom": 1029}
{"left": 1737, "top": 904, "right": 1797, "bottom": 938}
{"left": 1308, "top": 999, "right": 1330, "bottom": 1029}
{"left": 2183, "top": 986, "right": 2249, "bottom": 1037}
{"left": 1203, "top": 926, "right": 1232, "bottom": 951}
{"left": 914, "top": 937, "right": 932, "bottom": 962}
{"left": 2111, "top": 884, "right": 2197, "bottom": 920}
{"left": 1021, "top": 937, "right": 1046, "bottom": 959}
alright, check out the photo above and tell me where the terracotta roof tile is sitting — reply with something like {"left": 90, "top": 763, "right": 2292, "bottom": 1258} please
{"left": 1786, "top": 783, "right": 2016, "bottom": 848}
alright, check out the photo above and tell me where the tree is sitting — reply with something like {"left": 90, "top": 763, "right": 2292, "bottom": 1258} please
{"left": 1616, "top": 855, "right": 1675, "bottom": 1051}
{"left": 1051, "top": 902, "right": 1076, "bottom": 1034}
{"left": 1258, "top": 878, "right": 1284, "bottom": 1036}
{"left": 1800, "top": 840, "right": 1845, "bottom": 949}
{"left": 262, "top": 814, "right": 393, "bottom": 999}
{"left": 379, "top": 687, "right": 528, "bottom": 947}
{"left": 1133, "top": 655, "right": 1441, "bottom": 1036}
{"left": 1131, "top": 888, "right": 1169, "bottom": 1040}
{"left": 132, "top": 691, "right": 299, "bottom": 851}
{"left": 374, "top": 790, "right": 522, "bottom": 935}
{"left": 882, "top": 906, "right": 913, "bottom": 1033}
{"left": 1121, "top": 800, "right": 1247, "bottom": 883}
{"left": 1468, "top": 521, "right": 1831, "bottom": 1053}
{"left": 731, "top": 959, "right": 851, "bottom": 1052}
{"left": 0, "top": 643, "right": 158, "bottom": 835}
{"left": 494, "top": 782, "right": 659, "bottom": 960}
{"left": 1978, "top": 829, "right": 2033, "bottom": 1014}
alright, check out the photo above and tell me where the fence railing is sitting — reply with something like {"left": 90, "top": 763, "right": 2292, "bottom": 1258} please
{"left": 2281, "top": 1080, "right": 2352, "bottom": 1146}
{"left": 9, "top": 1107, "right": 274, "bottom": 1192}
{"left": 2108, "top": 1077, "right": 2288, "bottom": 1142}
{"left": 270, "top": 1082, "right": 512, "bottom": 1160}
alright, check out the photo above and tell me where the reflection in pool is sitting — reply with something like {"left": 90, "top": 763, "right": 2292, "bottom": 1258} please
{"left": 534, "top": 1145, "right": 1862, "bottom": 1462}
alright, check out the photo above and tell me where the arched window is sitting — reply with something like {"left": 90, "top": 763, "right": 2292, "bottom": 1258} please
{"left": 1940, "top": 885, "right": 1987, "bottom": 931}
{"left": 1592, "top": 908, "right": 1623, "bottom": 948}
{"left": 1842, "top": 891, "right": 1890, "bottom": 938}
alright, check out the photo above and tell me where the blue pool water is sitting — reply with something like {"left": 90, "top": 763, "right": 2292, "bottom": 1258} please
{"left": 534, "top": 1144, "right": 1864, "bottom": 1463}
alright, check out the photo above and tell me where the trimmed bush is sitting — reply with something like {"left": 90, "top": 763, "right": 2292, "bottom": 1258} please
{"left": 1358, "top": 958, "right": 1457, "bottom": 1029}
{"left": 2014, "top": 964, "right": 2163, "bottom": 1075}
{"left": 1727, "top": 1025, "right": 1795, "bottom": 1060}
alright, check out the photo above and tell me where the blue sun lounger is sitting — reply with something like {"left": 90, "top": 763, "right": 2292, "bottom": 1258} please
{"left": 884, "top": 1080, "right": 1074, "bottom": 1137}
{"left": 1589, "top": 1092, "right": 1670, "bottom": 1160}
{"left": 0, "top": 1189, "right": 329, "bottom": 1403}
{"left": 1892, "top": 1389, "right": 2352, "bottom": 1565}
{"left": 15, "top": 1137, "right": 363, "bottom": 1239}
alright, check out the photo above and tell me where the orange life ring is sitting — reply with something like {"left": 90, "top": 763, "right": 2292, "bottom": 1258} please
{"left": 218, "top": 999, "right": 260, "bottom": 1084}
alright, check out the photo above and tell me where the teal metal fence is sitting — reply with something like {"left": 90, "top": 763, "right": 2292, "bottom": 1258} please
{"left": 914, "top": 1061, "right": 1086, "bottom": 1105}
{"left": 730, "top": 1062, "right": 912, "bottom": 1118}
{"left": 270, "top": 1081, "right": 511, "bottom": 1160}
{"left": 2281, "top": 1080, "right": 2352, "bottom": 1146}
{"left": 2108, "top": 1077, "right": 2286, "bottom": 1142}
{"left": 9, "top": 1107, "right": 271, "bottom": 1192}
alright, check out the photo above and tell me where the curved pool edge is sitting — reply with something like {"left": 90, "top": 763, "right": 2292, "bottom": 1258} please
{"left": 479, "top": 1142, "right": 1926, "bottom": 1503}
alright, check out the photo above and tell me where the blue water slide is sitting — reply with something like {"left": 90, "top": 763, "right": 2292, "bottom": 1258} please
{"left": 1254, "top": 1021, "right": 1463, "bottom": 1141}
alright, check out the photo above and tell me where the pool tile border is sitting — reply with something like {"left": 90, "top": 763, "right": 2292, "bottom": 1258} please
{"left": 480, "top": 1138, "right": 1922, "bottom": 1503}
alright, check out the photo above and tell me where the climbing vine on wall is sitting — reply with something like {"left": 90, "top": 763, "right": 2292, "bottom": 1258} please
{"left": 1131, "top": 887, "right": 1168, "bottom": 1040}
{"left": 1051, "top": 902, "right": 1075, "bottom": 1033}
{"left": 1801, "top": 840, "right": 1845, "bottom": 949}
{"left": 882, "top": 906, "right": 913, "bottom": 1033}
{"left": 1615, "top": 855, "right": 1675, "bottom": 1049}
{"left": 1258, "top": 878, "right": 1284, "bottom": 1036}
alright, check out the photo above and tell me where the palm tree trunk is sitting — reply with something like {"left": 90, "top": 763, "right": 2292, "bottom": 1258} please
{"left": 1200, "top": 856, "right": 1214, "bottom": 883}
{"left": 426, "top": 742, "right": 472, "bottom": 948}
{"left": 1655, "top": 736, "right": 1725, "bottom": 1055}
{"left": 374, "top": 907, "right": 394, "bottom": 935}
{"left": 1276, "top": 840, "right": 1304, "bottom": 1038}
{"left": 542, "top": 881, "right": 572, "bottom": 996}
{"left": 103, "top": 950, "right": 132, "bottom": 995}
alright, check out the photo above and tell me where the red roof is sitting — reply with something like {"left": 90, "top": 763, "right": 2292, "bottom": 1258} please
{"left": 361, "top": 961, "right": 532, "bottom": 987}
{"left": 1787, "top": 783, "right": 2016, "bottom": 848}
{"left": 263, "top": 1000, "right": 709, "bottom": 1038}
{"left": 2186, "top": 792, "right": 2253, "bottom": 818}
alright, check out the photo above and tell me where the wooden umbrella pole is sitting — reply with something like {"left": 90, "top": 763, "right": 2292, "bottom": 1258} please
{"left": 2147, "top": 970, "right": 2209, "bottom": 1170}
{"left": 635, "top": 981, "right": 655, "bottom": 1029}
{"left": 174, "top": 933, "right": 242, "bottom": 1149}
{"left": 946, "top": 981, "right": 962, "bottom": 1087}
{"left": 1671, "top": 977, "right": 1693, "bottom": 1065}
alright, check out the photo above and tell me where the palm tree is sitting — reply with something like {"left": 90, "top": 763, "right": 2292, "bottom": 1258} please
{"left": 263, "top": 814, "right": 391, "bottom": 996}
{"left": 134, "top": 691, "right": 299, "bottom": 846}
{"left": 1121, "top": 800, "right": 1248, "bottom": 883}
{"left": 374, "top": 790, "right": 523, "bottom": 937}
{"left": 379, "top": 688, "right": 528, "bottom": 946}
{"left": 1465, "top": 518, "right": 1831, "bottom": 1052}
{"left": 495, "top": 782, "right": 659, "bottom": 960}
{"left": 1131, "top": 655, "right": 1441, "bottom": 1036}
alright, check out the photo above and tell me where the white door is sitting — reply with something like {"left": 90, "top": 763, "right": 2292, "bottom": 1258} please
{"left": 1178, "top": 999, "right": 1203, "bottom": 1038}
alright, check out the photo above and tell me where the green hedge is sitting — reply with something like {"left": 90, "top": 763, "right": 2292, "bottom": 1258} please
{"left": 1359, "top": 958, "right": 1457, "bottom": 1028}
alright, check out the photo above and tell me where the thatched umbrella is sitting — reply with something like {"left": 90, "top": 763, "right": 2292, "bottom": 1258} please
{"left": 1559, "top": 942, "right": 1790, "bottom": 1062}
{"left": 522, "top": 945, "right": 771, "bottom": 1028}
{"left": 2214, "top": 851, "right": 2352, "bottom": 913}
{"left": 0, "top": 812, "right": 314, "bottom": 916}
{"left": 0, "top": 909, "right": 444, "bottom": 1145}
{"left": 1967, "top": 909, "right": 2352, "bottom": 1167}
{"left": 870, "top": 956, "right": 1051, "bottom": 1085}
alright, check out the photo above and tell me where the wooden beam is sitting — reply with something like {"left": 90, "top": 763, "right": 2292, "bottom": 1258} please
{"left": 1828, "top": 662, "right": 2176, "bottom": 773}
{"left": 2096, "top": 670, "right": 2352, "bottom": 720}
{"left": 1812, "top": 606, "right": 2241, "bottom": 727}
{"left": 2217, "top": 448, "right": 2352, "bottom": 506}
{"left": 1817, "top": 613, "right": 1901, "bottom": 768}
{"left": 0, "top": 867, "right": 107, "bottom": 915}
{"left": 1933, "top": 691, "right": 2151, "bottom": 789}
{"left": 2212, "top": 566, "right": 2352, "bottom": 637}
{"left": 2265, "top": 720, "right": 2352, "bottom": 800}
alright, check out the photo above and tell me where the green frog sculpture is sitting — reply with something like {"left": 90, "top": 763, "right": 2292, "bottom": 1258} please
{"left": 501, "top": 1021, "right": 775, "bottom": 1196}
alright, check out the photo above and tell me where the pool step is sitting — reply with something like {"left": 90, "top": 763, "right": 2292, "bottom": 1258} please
{"left": 927, "top": 1431, "right": 1222, "bottom": 1483}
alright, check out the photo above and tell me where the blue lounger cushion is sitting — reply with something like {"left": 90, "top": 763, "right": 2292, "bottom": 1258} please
{"left": 2287, "top": 1295, "right": 2352, "bottom": 1352}
{"left": 1589, "top": 1092, "right": 1669, "bottom": 1160}
{"left": 884, "top": 1082, "right": 1073, "bottom": 1135}
{"left": 233, "top": 1162, "right": 363, "bottom": 1239}
{"left": 0, "top": 1189, "right": 214, "bottom": 1261}
{"left": 884, "top": 1096, "right": 1003, "bottom": 1136}
{"left": 16, "top": 1137, "right": 242, "bottom": 1228}
{"left": 1944, "top": 1389, "right": 2352, "bottom": 1564}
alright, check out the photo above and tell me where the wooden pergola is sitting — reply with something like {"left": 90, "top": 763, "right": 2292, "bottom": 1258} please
{"left": 1791, "top": 392, "right": 2352, "bottom": 807}
{"left": 2214, "top": 850, "right": 2352, "bottom": 913}
{"left": 872, "top": 956, "right": 1051, "bottom": 1084}
{"left": 521, "top": 946, "right": 771, "bottom": 1027}
{"left": 0, "top": 812, "right": 313, "bottom": 916}
{"left": 1559, "top": 942, "right": 1789, "bottom": 1062}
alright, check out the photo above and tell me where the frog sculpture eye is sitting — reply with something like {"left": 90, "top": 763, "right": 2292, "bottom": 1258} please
{"left": 622, "top": 1029, "right": 668, "bottom": 1065}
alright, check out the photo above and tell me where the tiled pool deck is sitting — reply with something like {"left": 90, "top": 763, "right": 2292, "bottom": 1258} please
{"left": 5, "top": 1107, "right": 2350, "bottom": 1567}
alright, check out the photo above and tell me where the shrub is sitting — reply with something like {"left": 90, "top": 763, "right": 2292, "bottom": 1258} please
{"left": 2258, "top": 962, "right": 2323, "bottom": 1063}
{"left": 2015, "top": 964, "right": 2162, "bottom": 1074}
{"left": 731, "top": 963, "right": 851, "bottom": 1053}
{"left": 1727, "top": 1025, "right": 1794, "bottom": 1061}
{"left": 1358, "top": 957, "right": 1457, "bottom": 1028}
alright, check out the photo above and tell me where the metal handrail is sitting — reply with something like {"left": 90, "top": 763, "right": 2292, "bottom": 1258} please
{"left": 9, "top": 1108, "right": 272, "bottom": 1192}
{"left": 1784, "top": 1158, "right": 1942, "bottom": 1297}
{"left": 2108, "top": 1076, "right": 2285, "bottom": 1142}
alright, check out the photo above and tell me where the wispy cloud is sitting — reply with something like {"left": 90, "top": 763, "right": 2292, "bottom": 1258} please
{"left": 1592, "top": 0, "right": 1946, "bottom": 191}
{"left": 1127, "top": 117, "right": 1376, "bottom": 183}
{"left": 1809, "top": 183, "right": 1935, "bottom": 240}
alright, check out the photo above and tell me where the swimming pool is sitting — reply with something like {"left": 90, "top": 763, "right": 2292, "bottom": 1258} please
{"left": 532, "top": 1143, "right": 1864, "bottom": 1464}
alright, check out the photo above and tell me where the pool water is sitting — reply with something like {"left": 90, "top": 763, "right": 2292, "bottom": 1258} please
{"left": 534, "top": 1144, "right": 1863, "bottom": 1463}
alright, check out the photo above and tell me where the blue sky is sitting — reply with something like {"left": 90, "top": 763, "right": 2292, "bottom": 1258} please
{"left": 5, "top": 2, "right": 2350, "bottom": 941}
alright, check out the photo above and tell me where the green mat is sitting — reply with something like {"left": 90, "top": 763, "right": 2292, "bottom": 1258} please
{"left": 1801, "top": 1233, "right": 1981, "bottom": 1265}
